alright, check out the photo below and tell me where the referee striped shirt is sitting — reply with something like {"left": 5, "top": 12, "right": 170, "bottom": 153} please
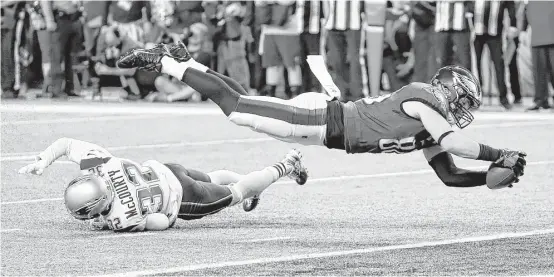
{"left": 435, "top": 0, "right": 468, "bottom": 32}
{"left": 296, "top": 0, "right": 322, "bottom": 34}
{"left": 473, "top": 0, "right": 516, "bottom": 36}
{"left": 324, "top": 0, "right": 364, "bottom": 31}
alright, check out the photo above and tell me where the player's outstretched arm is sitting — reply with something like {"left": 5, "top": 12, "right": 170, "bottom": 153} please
{"left": 423, "top": 145, "right": 487, "bottom": 187}
{"left": 403, "top": 101, "right": 526, "bottom": 171}
{"left": 18, "top": 137, "right": 111, "bottom": 175}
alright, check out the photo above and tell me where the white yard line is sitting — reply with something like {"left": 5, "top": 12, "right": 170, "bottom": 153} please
{"left": 2, "top": 103, "right": 554, "bottom": 120}
{"left": 97, "top": 228, "right": 554, "bottom": 277}
{"left": 238, "top": 237, "right": 294, "bottom": 243}
{"left": 0, "top": 229, "right": 21, "bottom": 233}
{"left": 1, "top": 198, "right": 63, "bottom": 205}
{"left": 0, "top": 115, "right": 173, "bottom": 126}
{"left": 0, "top": 138, "right": 273, "bottom": 161}
{"left": 94, "top": 233, "right": 157, "bottom": 239}
{"left": 2, "top": 121, "right": 552, "bottom": 162}
{"left": 2, "top": 160, "right": 553, "bottom": 206}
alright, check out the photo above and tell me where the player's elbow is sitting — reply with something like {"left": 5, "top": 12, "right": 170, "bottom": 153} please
{"left": 435, "top": 173, "right": 459, "bottom": 187}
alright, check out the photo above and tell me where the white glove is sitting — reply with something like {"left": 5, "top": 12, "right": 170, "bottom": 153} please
{"left": 18, "top": 158, "right": 48, "bottom": 175}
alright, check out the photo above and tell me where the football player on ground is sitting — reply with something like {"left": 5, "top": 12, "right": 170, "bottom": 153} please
{"left": 116, "top": 43, "right": 527, "bottom": 189}
{"left": 18, "top": 138, "right": 307, "bottom": 232}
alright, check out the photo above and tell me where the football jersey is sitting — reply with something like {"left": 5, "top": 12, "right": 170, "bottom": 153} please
{"left": 76, "top": 143, "right": 183, "bottom": 232}
{"left": 341, "top": 82, "right": 450, "bottom": 154}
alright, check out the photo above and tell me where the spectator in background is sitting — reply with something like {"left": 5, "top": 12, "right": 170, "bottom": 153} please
{"left": 434, "top": 0, "right": 471, "bottom": 70}
{"left": 472, "top": 0, "right": 519, "bottom": 110}
{"left": 520, "top": 1, "right": 554, "bottom": 111}
{"left": 507, "top": 0, "right": 523, "bottom": 108}
{"left": 259, "top": 0, "right": 303, "bottom": 99}
{"left": 144, "top": 22, "right": 213, "bottom": 102}
{"left": 108, "top": 0, "right": 150, "bottom": 45}
{"left": 214, "top": 2, "right": 254, "bottom": 92}
{"left": 410, "top": 1, "right": 437, "bottom": 83}
{"left": 297, "top": 0, "right": 323, "bottom": 92}
{"left": 170, "top": 1, "right": 203, "bottom": 31}
{"left": 82, "top": 1, "right": 110, "bottom": 97}
{"left": 40, "top": 0, "right": 83, "bottom": 98}
{"left": 382, "top": 1, "right": 413, "bottom": 92}
{"left": 94, "top": 25, "right": 142, "bottom": 99}
{"left": 1, "top": 1, "right": 20, "bottom": 98}
{"left": 251, "top": 1, "right": 270, "bottom": 94}
{"left": 324, "top": 0, "right": 364, "bottom": 101}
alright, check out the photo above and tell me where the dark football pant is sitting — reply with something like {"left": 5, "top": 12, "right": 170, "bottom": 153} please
{"left": 181, "top": 68, "right": 330, "bottom": 145}
{"left": 164, "top": 163, "right": 233, "bottom": 220}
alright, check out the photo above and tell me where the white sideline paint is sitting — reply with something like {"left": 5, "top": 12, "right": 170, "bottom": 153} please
{"left": 95, "top": 233, "right": 157, "bottom": 239}
{"left": 2, "top": 121, "right": 553, "bottom": 162}
{"left": 239, "top": 237, "right": 293, "bottom": 243}
{"left": 0, "top": 138, "right": 274, "bottom": 162}
{"left": 0, "top": 115, "right": 173, "bottom": 126}
{"left": 2, "top": 102, "right": 554, "bottom": 120}
{"left": 3, "top": 160, "right": 553, "bottom": 206}
{"left": 1, "top": 197, "right": 63, "bottom": 205}
{"left": 0, "top": 229, "right": 21, "bottom": 233}
{"left": 99, "top": 228, "right": 554, "bottom": 277}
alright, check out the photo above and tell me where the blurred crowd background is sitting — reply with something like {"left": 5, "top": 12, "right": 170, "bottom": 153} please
{"left": 1, "top": 0, "right": 553, "bottom": 111}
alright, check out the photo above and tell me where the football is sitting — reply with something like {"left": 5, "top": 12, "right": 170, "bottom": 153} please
{"left": 486, "top": 164, "right": 516, "bottom": 190}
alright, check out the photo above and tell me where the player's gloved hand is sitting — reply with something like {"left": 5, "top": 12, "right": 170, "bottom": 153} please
{"left": 493, "top": 149, "right": 527, "bottom": 184}
{"left": 18, "top": 158, "right": 48, "bottom": 175}
{"left": 88, "top": 217, "right": 109, "bottom": 231}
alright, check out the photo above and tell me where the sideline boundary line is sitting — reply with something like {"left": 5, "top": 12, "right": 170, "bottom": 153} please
{"left": 98, "top": 228, "right": 554, "bottom": 276}
{"left": 2, "top": 160, "right": 552, "bottom": 206}
{"left": 2, "top": 103, "right": 554, "bottom": 120}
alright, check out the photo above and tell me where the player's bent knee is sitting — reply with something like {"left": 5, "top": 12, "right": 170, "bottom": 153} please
{"left": 228, "top": 112, "right": 293, "bottom": 138}
{"left": 227, "top": 185, "right": 243, "bottom": 206}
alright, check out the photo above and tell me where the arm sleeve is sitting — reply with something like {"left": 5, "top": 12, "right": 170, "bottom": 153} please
{"left": 37, "top": 138, "right": 112, "bottom": 167}
{"left": 428, "top": 152, "right": 488, "bottom": 187}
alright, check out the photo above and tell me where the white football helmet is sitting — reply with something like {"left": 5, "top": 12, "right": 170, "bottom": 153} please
{"left": 64, "top": 175, "right": 114, "bottom": 220}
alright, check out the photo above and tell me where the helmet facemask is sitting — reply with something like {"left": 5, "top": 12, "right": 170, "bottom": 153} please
{"left": 432, "top": 66, "right": 482, "bottom": 129}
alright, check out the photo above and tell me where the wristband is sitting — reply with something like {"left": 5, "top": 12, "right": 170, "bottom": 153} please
{"left": 477, "top": 144, "right": 502, "bottom": 162}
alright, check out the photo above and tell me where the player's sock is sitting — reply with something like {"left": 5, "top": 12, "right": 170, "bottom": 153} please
{"left": 160, "top": 56, "right": 208, "bottom": 77}
{"left": 160, "top": 57, "right": 241, "bottom": 116}
{"left": 232, "top": 163, "right": 289, "bottom": 201}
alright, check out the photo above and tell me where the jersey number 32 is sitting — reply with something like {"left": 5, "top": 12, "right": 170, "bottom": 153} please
{"left": 123, "top": 163, "right": 164, "bottom": 215}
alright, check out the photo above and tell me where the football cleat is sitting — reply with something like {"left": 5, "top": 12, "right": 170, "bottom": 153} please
{"left": 282, "top": 149, "right": 308, "bottom": 185}
{"left": 151, "top": 41, "right": 191, "bottom": 61}
{"left": 242, "top": 196, "right": 259, "bottom": 212}
{"left": 116, "top": 43, "right": 190, "bottom": 72}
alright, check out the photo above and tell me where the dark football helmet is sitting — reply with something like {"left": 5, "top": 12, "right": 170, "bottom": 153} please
{"left": 430, "top": 66, "right": 482, "bottom": 129}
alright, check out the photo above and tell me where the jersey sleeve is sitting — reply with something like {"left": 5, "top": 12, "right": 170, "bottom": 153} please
{"left": 67, "top": 139, "right": 113, "bottom": 172}
{"left": 37, "top": 138, "right": 113, "bottom": 169}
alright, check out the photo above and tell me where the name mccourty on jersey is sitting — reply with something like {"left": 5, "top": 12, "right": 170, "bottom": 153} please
{"left": 108, "top": 169, "right": 138, "bottom": 219}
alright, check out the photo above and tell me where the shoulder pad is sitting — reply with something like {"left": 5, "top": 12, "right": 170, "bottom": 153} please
{"left": 421, "top": 85, "right": 450, "bottom": 118}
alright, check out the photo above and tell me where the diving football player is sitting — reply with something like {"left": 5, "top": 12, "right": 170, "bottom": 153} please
{"left": 116, "top": 43, "right": 526, "bottom": 189}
